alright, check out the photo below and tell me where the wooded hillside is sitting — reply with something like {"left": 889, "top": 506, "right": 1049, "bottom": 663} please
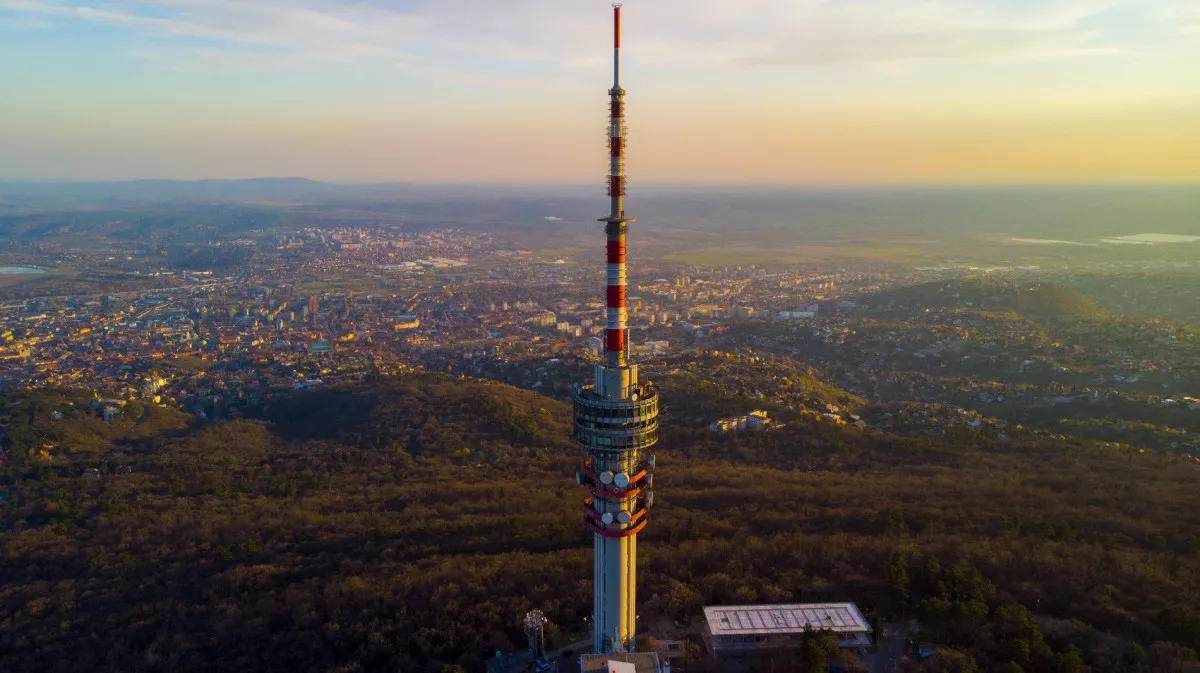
{"left": 2, "top": 374, "right": 1199, "bottom": 672}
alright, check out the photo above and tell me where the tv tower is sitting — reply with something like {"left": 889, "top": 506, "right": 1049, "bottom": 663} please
{"left": 573, "top": 3, "right": 659, "bottom": 655}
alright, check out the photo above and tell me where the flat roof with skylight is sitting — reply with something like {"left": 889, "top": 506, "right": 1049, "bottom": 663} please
{"left": 702, "top": 603, "right": 873, "bottom": 657}
{"left": 704, "top": 603, "right": 869, "bottom": 636}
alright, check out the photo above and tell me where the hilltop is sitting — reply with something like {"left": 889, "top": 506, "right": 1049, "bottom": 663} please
{"left": 1011, "top": 283, "right": 1106, "bottom": 320}
{"left": 868, "top": 279, "right": 1106, "bottom": 322}
{"left": 262, "top": 375, "right": 574, "bottom": 462}
{"left": 654, "top": 351, "right": 863, "bottom": 428}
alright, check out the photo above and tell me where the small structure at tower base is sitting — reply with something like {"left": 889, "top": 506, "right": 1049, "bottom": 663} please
{"left": 579, "top": 652, "right": 666, "bottom": 673}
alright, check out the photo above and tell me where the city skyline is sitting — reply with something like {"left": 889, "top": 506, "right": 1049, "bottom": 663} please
{"left": 1, "top": 0, "right": 1198, "bottom": 183}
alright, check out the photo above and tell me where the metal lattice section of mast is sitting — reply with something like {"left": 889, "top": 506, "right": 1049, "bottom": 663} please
{"left": 601, "top": 2, "right": 631, "bottom": 370}
{"left": 524, "top": 609, "right": 548, "bottom": 660}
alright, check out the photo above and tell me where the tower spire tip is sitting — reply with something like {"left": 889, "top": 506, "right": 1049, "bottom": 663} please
{"left": 613, "top": 4, "right": 621, "bottom": 49}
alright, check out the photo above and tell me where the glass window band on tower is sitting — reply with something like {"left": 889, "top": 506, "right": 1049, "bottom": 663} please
{"left": 573, "top": 385, "right": 659, "bottom": 452}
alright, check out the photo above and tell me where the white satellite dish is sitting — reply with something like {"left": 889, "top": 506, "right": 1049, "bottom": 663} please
{"left": 617, "top": 510, "right": 632, "bottom": 524}
{"left": 600, "top": 471, "right": 615, "bottom": 485}
{"left": 614, "top": 472, "right": 629, "bottom": 488}
{"left": 602, "top": 512, "right": 614, "bottom": 524}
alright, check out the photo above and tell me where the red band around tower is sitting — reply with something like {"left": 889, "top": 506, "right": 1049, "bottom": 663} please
{"left": 614, "top": 6, "right": 621, "bottom": 49}
{"left": 606, "top": 240, "right": 626, "bottom": 263}
{"left": 606, "top": 329, "right": 625, "bottom": 353}
{"left": 607, "top": 285, "right": 626, "bottom": 307}
{"left": 608, "top": 176, "right": 626, "bottom": 197}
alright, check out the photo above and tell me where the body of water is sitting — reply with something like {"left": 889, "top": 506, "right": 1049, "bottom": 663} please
{"left": 1010, "top": 233, "right": 1199, "bottom": 247}
{"left": 1010, "top": 238, "right": 1098, "bottom": 246}
{"left": 0, "top": 266, "right": 46, "bottom": 274}
{"left": 1102, "top": 234, "right": 1200, "bottom": 244}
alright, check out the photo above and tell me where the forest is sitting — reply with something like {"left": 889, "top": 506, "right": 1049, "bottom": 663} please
{"left": 1, "top": 373, "right": 1199, "bottom": 672}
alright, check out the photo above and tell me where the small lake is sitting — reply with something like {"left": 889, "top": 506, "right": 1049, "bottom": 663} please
{"left": 1102, "top": 234, "right": 1200, "bottom": 245}
{"left": 1009, "top": 238, "right": 1097, "bottom": 247}
{"left": 0, "top": 267, "right": 45, "bottom": 275}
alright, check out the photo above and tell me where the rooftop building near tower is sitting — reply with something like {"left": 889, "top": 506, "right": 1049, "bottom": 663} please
{"left": 702, "top": 603, "right": 873, "bottom": 661}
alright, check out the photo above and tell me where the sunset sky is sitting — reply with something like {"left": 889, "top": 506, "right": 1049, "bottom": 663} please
{"left": 1, "top": 0, "right": 1197, "bottom": 183}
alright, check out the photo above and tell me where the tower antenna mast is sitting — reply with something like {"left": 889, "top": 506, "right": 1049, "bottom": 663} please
{"left": 573, "top": 3, "right": 659, "bottom": 656}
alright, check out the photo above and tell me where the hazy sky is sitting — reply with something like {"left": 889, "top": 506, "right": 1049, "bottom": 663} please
{"left": 1, "top": 0, "right": 1198, "bottom": 183}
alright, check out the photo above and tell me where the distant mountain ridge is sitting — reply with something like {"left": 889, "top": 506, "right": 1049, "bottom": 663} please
{"left": 0, "top": 178, "right": 419, "bottom": 203}
{"left": 2, "top": 182, "right": 1197, "bottom": 253}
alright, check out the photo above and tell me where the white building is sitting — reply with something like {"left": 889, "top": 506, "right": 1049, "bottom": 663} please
{"left": 393, "top": 314, "right": 420, "bottom": 331}
{"left": 702, "top": 603, "right": 872, "bottom": 660}
{"left": 709, "top": 410, "right": 774, "bottom": 433}
{"left": 631, "top": 340, "right": 670, "bottom": 357}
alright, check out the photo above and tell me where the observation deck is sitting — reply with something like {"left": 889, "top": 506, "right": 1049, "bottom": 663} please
{"left": 573, "top": 384, "right": 659, "bottom": 454}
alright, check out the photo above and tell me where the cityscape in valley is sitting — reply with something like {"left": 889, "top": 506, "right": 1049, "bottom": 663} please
{"left": 0, "top": 198, "right": 1197, "bottom": 455}
{"left": 2, "top": 1, "right": 1200, "bottom": 673}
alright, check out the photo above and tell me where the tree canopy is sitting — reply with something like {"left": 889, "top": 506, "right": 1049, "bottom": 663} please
{"left": 1, "top": 373, "right": 1198, "bottom": 672}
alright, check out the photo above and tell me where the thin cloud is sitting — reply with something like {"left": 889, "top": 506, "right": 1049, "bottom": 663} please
{"left": 0, "top": 0, "right": 1183, "bottom": 71}
{"left": 128, "top": 46, "right": 325, "bottom": 72}
{"left": 1168, "top": 8, "right": 1200, "bottom": 36}
{"left": 0, "top": 0, "right": 426, "bottom": 65}
{"left": 736, "top": 29, "right": 1135, "bottom": 67}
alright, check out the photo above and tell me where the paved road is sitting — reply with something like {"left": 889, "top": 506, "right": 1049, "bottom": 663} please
{"left": 547, "top": 639, "right": 592, "bottom": 659}
{"left": 863, "top": 621, "right": 909, "bottom": 673}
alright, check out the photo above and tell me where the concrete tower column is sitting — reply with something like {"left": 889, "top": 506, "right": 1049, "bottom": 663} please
{"left": 572, "top": 4, "right": 658, "bottom": 655}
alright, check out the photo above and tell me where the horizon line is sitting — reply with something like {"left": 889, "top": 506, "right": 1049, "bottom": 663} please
{"left": 1, "top": 177, "right": 1197, "bottom": 190}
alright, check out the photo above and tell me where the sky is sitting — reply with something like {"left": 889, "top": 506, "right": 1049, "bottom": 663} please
{"left": 0, "top": 0, "right": 1198, "bottom": 184}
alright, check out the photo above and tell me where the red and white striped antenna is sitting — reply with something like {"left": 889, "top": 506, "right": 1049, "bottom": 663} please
{"left": 601, "top": 2, "right": 632, "bottom": 366}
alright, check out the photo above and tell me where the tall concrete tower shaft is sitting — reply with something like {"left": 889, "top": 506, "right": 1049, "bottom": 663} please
{"left": 573, "top": 3, "right": 658, "bottom": 656}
